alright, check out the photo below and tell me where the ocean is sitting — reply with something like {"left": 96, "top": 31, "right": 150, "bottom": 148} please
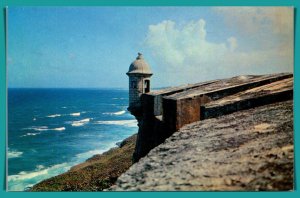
{"left": 7, "top": 88, "right": 138, "bottom": 191}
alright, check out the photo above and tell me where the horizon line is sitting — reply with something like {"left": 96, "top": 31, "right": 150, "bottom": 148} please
{"left": 7, "top": 87, "right": 166, "bottom": 89}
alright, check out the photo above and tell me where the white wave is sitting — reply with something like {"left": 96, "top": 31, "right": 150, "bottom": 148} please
{"left": 47, "top": 114, "right": 61, "bottom": 118}
{"left": 23, "top": 126, "right": 48, "bottom": 131}
{"left": 103, "top": 110, "right": 126, "bottom": 116}
{"left": 36, "top": 165, "right": 45, "bottom": 170}
{"left": 71, "top": 118, "right": 91, "bottom": 127}
{"left": 53, "top": 127, "right": 66, "bottom": 131}
{"left": 94, "top": 120, "right": 137, "bottom": 127}
{"left": 61, "top": 106, "right": 67, "bottom": 109}
{"left": 20, "top": 132, "right": 41, "bottom": 137}
{"left": 114, "top": 110, "right": 126, "bottom": 115}
{"left": 70, "top": 112, "right": 80, "bottom": 116}
{"left": 75, "top": 148, "right": 110, "bottom": 160}
{"left": 33, "top": 118, "right": 36, "bottom": 121}
{"left": 8, "top": 144, "right": 118, "bottom": 191}
{"left": 71, "top": 122, "right": 84, "bottom": 127}
{"left": 7, "top": 138, "right": 129, "bottom": 191}
{"left": 74, "top": 140, "right": 119, "bottom": 162}
{"left": 23, "top": 126, "right": 65, "bottom": 132}
{"left": 7, "top": 150, "right": 23, "bottom": 159}
{"left": 7, "top": 162, "right": 71, "bottom": 191}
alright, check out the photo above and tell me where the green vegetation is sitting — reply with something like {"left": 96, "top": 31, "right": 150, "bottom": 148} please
{"left": 30, "top": 134, "right": 137, "bottom": 191}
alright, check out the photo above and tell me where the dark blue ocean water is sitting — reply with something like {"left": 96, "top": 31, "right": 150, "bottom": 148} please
{"left": 7, "top": 88, "right": 138, "bottom": 191}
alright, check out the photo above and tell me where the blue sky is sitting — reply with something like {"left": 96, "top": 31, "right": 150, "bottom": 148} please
{"left": 7, "top": 7, "right": 293, "bottom": 88}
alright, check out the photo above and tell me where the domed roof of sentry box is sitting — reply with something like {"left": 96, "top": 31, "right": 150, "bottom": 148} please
{"left": 127, "top": 53, "right": 153, "bottom": 75}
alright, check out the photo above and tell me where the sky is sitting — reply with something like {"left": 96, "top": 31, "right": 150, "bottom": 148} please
{"left": 7, "top": 7, "right": 294, "bottom": 88}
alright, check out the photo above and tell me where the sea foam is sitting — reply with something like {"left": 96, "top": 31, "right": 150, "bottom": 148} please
{"left": 7, "top": 162, "right": 71, "bottom": 191}
{"left": 71, "top": 118, "right": 91, "bottom": 127}
{"left": 46, "top": 114, "right": 61, "bottom": 118}
{"left": 20, "top": 133, "right": 41, "bottom": 137}
{"left": 7, "top": 150, "right": 23, "bottom": 159}
{"left": 7, "top": 142, "right": 118, "bottom": 191}
{"left": 103, "top": 110, "right": 126, "bottom": 116}
{"left": 53, "top": 127, "right": 66, "bottom": 131}
{"left": 70, "top": 112, "right": 80, "bottom": 116}
{"left": 23, "top": 126, "right": 48, "bottom": 131}
{"left": 23, "top": 126, "right": 65, "bottom": 132}
{"left": 95, "top": 120, "right": 137, "bottom": 127}
{"left": 7, "top": 141, "right": 119, "bottom": 191}
{"left": 75, "top": 148, "right": 111, "bottom": 160}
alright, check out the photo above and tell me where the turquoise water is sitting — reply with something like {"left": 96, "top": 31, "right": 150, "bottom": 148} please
{"left": 7, "top": 88, "right": 138, "bottom": 191}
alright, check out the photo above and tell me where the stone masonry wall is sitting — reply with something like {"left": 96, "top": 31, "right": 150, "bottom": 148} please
{"left": 132, "top": 73, "right": 293, "bottom": 162}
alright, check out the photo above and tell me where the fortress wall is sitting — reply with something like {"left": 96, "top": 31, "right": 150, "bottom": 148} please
{"left": 162, "top": 73, "right": 293, "bottom": 133}
{"left": 133, "top": 73, "right": 293, "bottom": 162}
{"left": 150, "top": 79, "right": 220, "bottom": 116}
{"left": 174, "top": 95, "right": 212, "bottom": 131}
{"left": 152, "top": 88, "right": 201, "bottom": 116}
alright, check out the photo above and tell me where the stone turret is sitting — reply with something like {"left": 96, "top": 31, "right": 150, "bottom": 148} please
{"left": 127, "top": 53, "right": 153, "bottom": 117}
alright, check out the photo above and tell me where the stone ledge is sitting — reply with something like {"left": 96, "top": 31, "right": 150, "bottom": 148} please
{"left": 201, "top": 78, "right": 293, "bottom": 119}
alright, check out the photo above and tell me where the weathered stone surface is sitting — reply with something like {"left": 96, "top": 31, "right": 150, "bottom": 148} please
{"left": 164, "top": 73, "right": 292, "bottom": 100}
{"left": 202, "top": 77, "right": 293, "bottom": 119}
{"left": 110, "top": 100, "right": 293, "bottom": 191}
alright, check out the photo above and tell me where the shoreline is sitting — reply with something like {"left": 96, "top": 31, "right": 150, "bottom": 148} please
{"left": 29, "top": 133, "right": 137, "bottom": 191}
{"left": 8, "top": 136, "right": 133, "bottom": 191}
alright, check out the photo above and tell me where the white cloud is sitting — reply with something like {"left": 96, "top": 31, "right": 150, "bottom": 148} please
{"left": 144, "top": 7, "right": 293, "bottom": 87}
{"left": 146, "top": 19, "right": 228, "bottom": 69}
{"left": 213, "top": 7, "right": 294, "bottom": 52}
{"left": 227, "top": 37, "right": 238, "bottom": 52}
{"left": 213, "top": 7, "right": 294, "bottom": 36}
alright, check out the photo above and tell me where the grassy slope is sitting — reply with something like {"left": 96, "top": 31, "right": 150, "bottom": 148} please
{"left": 30, "top": 134, "right": 137, "bottom": 191}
